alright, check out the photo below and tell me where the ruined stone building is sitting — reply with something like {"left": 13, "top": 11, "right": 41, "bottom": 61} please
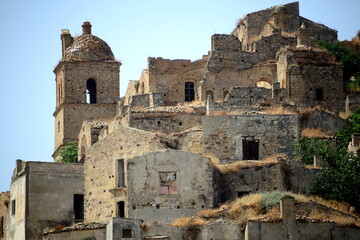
{"left": 1, "top": 2, "right": 360, "bottom": 239}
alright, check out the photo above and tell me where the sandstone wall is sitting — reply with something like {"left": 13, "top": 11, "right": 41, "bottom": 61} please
{"left": 54, "top": 104, "right": 116, "bottom": 154}
{"left": 139, "top": 57, "right": 207, "bottom": 104}
{"left": 84, "top": 126, "right": 167, "bottom": 223}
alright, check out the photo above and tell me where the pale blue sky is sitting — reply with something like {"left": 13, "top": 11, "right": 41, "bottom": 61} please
{"left": 0, "top": 0, "right": 359, "bottom": 192}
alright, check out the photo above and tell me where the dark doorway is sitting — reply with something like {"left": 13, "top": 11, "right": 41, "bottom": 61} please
{"left": 117, "top": 201, "right": 125, "bottom": 218}
{"left": 86, "top": 79, "right": 97, "bottom": 104}
{"left": 243, "top": 139, "right": 259, "bottom": 160}
{"left": 73, "top": 194, "right": 84, "bottom": 220}
{"left": 315, "top": 88, "right": 323, "bottom": 101}
{"left": 185, "top": 82, "right": 195, "bottom": 102}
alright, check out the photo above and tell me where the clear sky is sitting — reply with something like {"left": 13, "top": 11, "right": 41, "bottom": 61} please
{"left": 0, "top": 0, "right": 359, "bottom": 192}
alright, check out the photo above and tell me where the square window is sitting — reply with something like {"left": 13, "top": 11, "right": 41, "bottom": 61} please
{"left": 122, "top": 228, "right": 132, "bottom": 238}
{"left": 159, "top": 172, "right": 177, "bottom": 194}
{"left": 243, "top": 139, "right": 259, "bottom": 160}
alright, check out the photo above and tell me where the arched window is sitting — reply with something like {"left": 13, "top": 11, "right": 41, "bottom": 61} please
{"left": 206, "top": 90, "right": 214, "bottom": 100}
{"left": 86, "top": 79, "right": 97, "bottom": 104}
{"left": 256, "top": 80, "right": 272, "bottom": 89}
{"left": 184, "top": 82, "right": 195, "bottom": 102}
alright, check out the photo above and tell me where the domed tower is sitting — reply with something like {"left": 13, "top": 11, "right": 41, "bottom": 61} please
{"left": 53, "top": 21, "right": 121, "bottom": 159}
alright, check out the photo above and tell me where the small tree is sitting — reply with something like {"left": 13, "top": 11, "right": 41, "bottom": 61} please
{"left": 294, "top": 108, "right": 360, "bottom": 211}
{"left": 58, "top": 142, "right": 78, "bottom": 163}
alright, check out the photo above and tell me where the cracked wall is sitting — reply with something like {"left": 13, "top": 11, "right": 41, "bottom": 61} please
{"left": 126, "top": 149, "right": 214, "bottom": 224}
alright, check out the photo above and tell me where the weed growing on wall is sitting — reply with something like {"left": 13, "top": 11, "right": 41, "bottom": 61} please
{"left": 58, "top": 142, "right": 78, "bottom": 163}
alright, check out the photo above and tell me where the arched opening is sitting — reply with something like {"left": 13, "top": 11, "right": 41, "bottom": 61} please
{"left": 80, "top": 135, "right": 87, "bottom": 162}
{"left": 223, "top": 90, "right": 229, "bottom": 100}
{"left": 184, "top": 81, "right": 195, "bottom": 102}
{"left": 206, "top": 90, "right": 214, "bottom": 100}
{"left": 256, "top": 80, "right": 272, "bottom": 89}
{"left": 86, "top": 79, "right": 97, "bottom": 104}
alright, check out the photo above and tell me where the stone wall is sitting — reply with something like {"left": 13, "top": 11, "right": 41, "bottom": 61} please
{"left": 132, "top": 57, "right": 207, "bottom": 105}
{"left": 300, "top": 109, "right": 345, "bottom": 133}
{"left": 278, "top": 48, "right": 344, "bottom": 112}
{"left": 83, "top": 126, "right": 168, "bottom": 223}
{"left": 54, "top": 103, "right": 117, "bottom": 156}
{"left": 222, "top": 87, "right": 272, "bottom": 106}
{"left": 129, "top": 111, "right": 203, "bottom": 134}
{"left": 127, "top": 150, "right": 214, "bottom": 224}
{"left": 218, "top": 160, "right": 286, "bottom": 203}
{"left": 346, "top": 94, "right": 360, "bottom": 113}
{"left": 0, "top": 192, "right": 9, "bottom": 240}
{"left": 43, "top": 228, "right": 105, "bottom": 240}
{"left": 9, "top": 161, "right": 84, "bottom": 240}
{"left": 203, "top": 114, "right": 299, "bottom": 163}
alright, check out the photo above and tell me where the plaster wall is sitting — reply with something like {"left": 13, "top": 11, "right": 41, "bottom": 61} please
{"left": 127, "top": 150, "right": 214, "bottom": 224}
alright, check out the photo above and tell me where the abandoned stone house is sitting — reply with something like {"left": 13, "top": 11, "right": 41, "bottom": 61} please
{"left": 1, "top": 2, "right": 360, "bottom": 239}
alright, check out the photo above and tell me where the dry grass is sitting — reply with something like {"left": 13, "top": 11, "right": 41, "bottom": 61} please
{"left": 172, "top": 192, "right": 359, "bottom": 231}
{"left": 309, "top": 196, "right": 353, "bottom": 214}
{"left": 170, "top": 216, "right": 209, "bottom": 229}
{"left": 214, "top": 155, "right": 283, "bottom": 174}
{"left": 299, "top": 106, "right": 336, "bottom": 117}
{"left": 308, "top": 209, "right": 360, "bottom": 227}
{"left": 339, "top": 111, "right": 350, "bottom": 120}
{"left": 263, "top": 105, "right": 295, "bottom": 114}
{"left": 301, "top": 128, "right": 333, "bottom": 138}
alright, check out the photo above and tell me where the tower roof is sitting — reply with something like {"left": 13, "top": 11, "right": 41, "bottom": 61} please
{"left": 64, "top": 22, "right": 115, "bottom": 62}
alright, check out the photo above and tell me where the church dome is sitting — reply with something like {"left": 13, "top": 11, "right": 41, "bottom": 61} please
{"left": 64, "top": 34, "right": 115, "bottom": 62}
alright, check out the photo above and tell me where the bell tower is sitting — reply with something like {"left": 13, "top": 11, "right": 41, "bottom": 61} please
{"left": 53, "top": 21, "right": 121, "bottom": 159}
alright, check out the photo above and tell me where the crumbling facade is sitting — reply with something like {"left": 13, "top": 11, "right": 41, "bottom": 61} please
{"left": 3, "top": 2, "right": 360, "bottom": 240}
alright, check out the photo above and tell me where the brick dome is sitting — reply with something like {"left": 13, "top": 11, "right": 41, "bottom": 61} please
{"left": 64, "top": 34, "right": 115, "bottom": 62}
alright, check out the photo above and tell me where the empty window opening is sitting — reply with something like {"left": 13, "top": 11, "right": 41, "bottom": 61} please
{"left": 206, "top": 90, "right": 214, "bottom": 100}
{"left": 86, "top": 79, "right": 97, "bottom": 104}
{"left": 117, "top": 201, "right": 125, "bottom": 218}
{"left": 73, "top": 194, "right": 84, "bottom": 221}
{"left": 178, "top": 122, "right": 182, "bottom": 126}
{"left": 223, "top": 90, "right": 229, "bottom": 100}
{"left": 159, "top": 172, "right": 177, "bottom": 194}
{"left": 117, "top": 159, "right": 125, "bottom": 187}
{"left": 57, "top": 121, "right": 60, "bottom": 132}
{"left": 243, "top": 139, "right": 259, "bottom": 160}
{"left": 315, "top": 88, "right": 323, "bottom": 101}
{"left": 185, "top": 82, "right": 195, "bottom": 102}
{"left": 157, "top": 121, "right": 161, "bottom": 126}
{"left": 11, "top": 200, "right": 15, "bottom": 215}
{"left": 237, "top": 191, "right": 250, "bottom": 198}
{"left": 122, "top": 229, "right": 132, "bottom": 238}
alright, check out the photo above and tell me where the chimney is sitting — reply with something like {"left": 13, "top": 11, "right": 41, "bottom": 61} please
{"left": 82, "top": 21, "right": 92, "bottom": 35}
{"left": 61, "top": 29, "right": 72, "bottom": 59}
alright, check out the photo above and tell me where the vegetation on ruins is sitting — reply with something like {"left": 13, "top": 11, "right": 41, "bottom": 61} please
{"left": 317, "top": 40, "right": 360, "bottom": 91}
{"left": 294, "top": 108, "right": 360, "bottom": 211}
{"left": 171, "top": 192, "right": 360, "bottom": 231}
{"left": 58, "top": 142, "right": 78, "bottom": 163}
